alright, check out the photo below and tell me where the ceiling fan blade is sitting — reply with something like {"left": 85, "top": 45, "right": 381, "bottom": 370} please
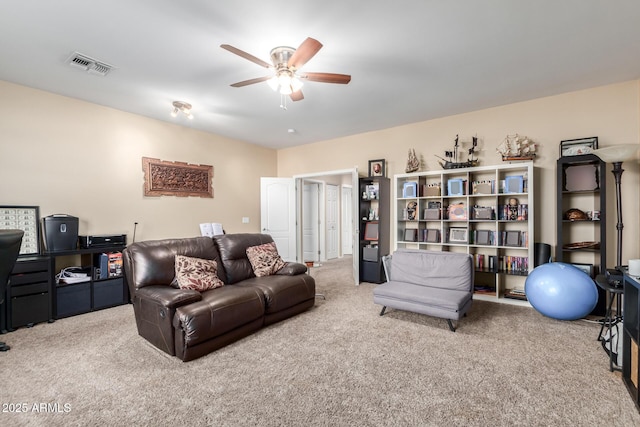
{"left": 290, "top": 90, "right": 304, "bottom": 102}
{"left": 299, "top": 72, "right": 351, "bottom": 84}
{"left": 220, "top": 44, "right": 272, "bottom": 69}
{"left": 288, "top": 37, "right": 323, "bottom": 69}
{"left": 230, "top": 76, "right": 272, "bottom": 87}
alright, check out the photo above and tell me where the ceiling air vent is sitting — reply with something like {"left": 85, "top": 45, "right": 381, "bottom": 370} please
{"left": 67, "top": 52, "right": 113, "bottom": 76}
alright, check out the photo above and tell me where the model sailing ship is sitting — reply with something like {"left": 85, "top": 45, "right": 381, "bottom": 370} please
{"left": 497, "top": 134, "right": 536, "bottom": 161}
{"left": 405, "top": 149, "right": 420, "bottom": 173}
{"left": 435, "top": 135, "right": 479, "bottom": 169}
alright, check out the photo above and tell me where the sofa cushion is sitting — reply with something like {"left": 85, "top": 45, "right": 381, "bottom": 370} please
{"left": 374, "top": 281, "right": 472, "bottom": 314}
{"left": 246, "top": 242, "right": 286, "bottom": 277}
{"left": 175, "top": 255, "right": 225, "bottom": 292}
{"left": 174, "top": 286, "right": 265, "bottom": 348}
{"left": 390, "top": 249, "right": 473, "bottom": 293}
{"left": 123, "top": 237, "right": 225, "bottom": 291}
{"left": 213, "top": 233, "right": 276, "bottom": 284}
{"left": 236, "top": 273, "right": 315, "bottom": 314}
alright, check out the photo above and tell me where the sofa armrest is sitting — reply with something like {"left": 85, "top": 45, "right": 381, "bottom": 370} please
{"left": 136, "top": 285, "right": 202, "bottom": 309}
{"left": 276, "top": 262, "right": 308, "bottom": 276}
{"left": 131, "top": 286, "right": 201, "bottom": 357}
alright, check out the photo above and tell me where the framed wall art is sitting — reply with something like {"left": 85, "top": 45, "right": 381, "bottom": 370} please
{"left": 142, "top": 157, "right": 213, "bottom": 198}
{"left": 368, "top": 159, "right": 386, "bottom": 177}
{"left": 0, "top": 205, "right": 41, "bottom": 256}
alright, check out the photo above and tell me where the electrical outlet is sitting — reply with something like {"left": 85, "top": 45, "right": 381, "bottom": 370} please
{"left": 242, "top": 217, "right": 250, "bottom": 224}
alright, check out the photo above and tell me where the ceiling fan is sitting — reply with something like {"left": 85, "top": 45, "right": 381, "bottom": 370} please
{"left": 220, "top": 37, "right": 351, "bottom": 105}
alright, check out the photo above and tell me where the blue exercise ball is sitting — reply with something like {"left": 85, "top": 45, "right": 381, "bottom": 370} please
{"left": 525, "top": 262, "right": 598, "bottom": 320}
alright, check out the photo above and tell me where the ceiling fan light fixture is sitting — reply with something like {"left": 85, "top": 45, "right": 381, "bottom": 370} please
{"left": 278, "top": 73, "right": 292, "bottom": 90}
{"left": 171, "top": 101, "right": 193, "bottom": 119}
{"left": 222, "top": 37, "right": 350, "bottom": 107}
{"left": 267, "top": 76, "right": 279, "bottom": 91}
{"left": 291, "top": 76, "right": 303, "bottom": 92}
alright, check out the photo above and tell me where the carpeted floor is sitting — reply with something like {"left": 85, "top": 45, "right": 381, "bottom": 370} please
{"left": 1, "top": 256, "right": 639, "bottom": 426}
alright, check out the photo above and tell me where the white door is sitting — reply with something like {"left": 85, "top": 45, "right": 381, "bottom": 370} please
{"left": 341, "top": 185, "right": 353, "bottom": 255}
{"left": 351, "top": 169, "right": 359, "bottom": 285}
{"left": 260, "top": 177, "right": 296, "bottom": 262}
{"left": 303, "top": 183, "right": 320, "bottom": 262}
{"left": 326, "top": 184, "right": 339, "bottom": 260}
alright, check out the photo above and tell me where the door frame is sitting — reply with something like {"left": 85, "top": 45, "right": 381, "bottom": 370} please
{"left": 294, "top": 168, "right": 359, "bottom": 285}
{"left": 325, "top": 183, "right": 340, "bottom": 260}
{"left": 302, "top": 179, "right": 323, "bottom": 263}
{"left": 341, "top": 184, "right": 353, "bottom": 256}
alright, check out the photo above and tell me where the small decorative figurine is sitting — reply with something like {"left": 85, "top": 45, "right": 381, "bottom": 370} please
{"left": 509, "top": 197, "right": 519, "bottom": 221}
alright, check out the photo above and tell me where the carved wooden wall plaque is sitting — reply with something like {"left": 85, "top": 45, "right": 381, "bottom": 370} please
{"left": 142, "top": 157, "right": 213, "bottom": 198}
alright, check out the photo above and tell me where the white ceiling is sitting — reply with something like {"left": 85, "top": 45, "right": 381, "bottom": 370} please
{"left": 2, "top": 1, "right": 640, "bottom": 149}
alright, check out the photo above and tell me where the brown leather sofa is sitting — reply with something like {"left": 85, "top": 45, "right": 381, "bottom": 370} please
{"left": 123, "top": 233, "right": 315, "bottom": 361}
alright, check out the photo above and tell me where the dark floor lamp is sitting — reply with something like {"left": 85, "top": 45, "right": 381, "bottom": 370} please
{"left": 592, "top": 144, "right": 639, "bottom": 271}
{"left": 592, "top": 144, "right": 638, "bottom": 371}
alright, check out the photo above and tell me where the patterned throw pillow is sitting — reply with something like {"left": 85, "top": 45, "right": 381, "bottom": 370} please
{"left": 246, "top": 242, "right": 286, "bottom": 277}
{"left": 174, "top": 255, "right": 224, "bottom": 292}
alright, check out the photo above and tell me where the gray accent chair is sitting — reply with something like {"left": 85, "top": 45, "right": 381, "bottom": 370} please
{"left": 374, "top": 249, "right": 474, "bottom": 331}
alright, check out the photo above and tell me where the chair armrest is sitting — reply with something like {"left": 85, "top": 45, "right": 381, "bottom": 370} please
{"left": 276, "top": 262, "right": 308, "bottom": 276}
{"left": 135, "top": 285, "right": 202, "bottom": 309}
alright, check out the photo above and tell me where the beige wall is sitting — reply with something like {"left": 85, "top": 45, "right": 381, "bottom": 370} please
{"left": 0, "top": 80, "right": 276, "bottom": 242}
{"left": 278, "top": 81, "right": 640, "bottom": 265}
{"left": 3, "top": 79, "right": 639, "bottom": 266}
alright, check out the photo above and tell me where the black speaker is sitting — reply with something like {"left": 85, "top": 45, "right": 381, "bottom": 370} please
{"left": 42, "top": 214, "right": 78, "bottom": 252}
{"left": 534, "top": 243, "right": 551, "bottom": 267}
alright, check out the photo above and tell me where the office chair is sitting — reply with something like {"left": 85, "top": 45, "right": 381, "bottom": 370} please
{"left": 0, "top": 229, "right": 24, "bottom": 351}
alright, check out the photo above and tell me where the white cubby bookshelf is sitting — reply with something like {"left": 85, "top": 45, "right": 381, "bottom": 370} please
{"left": 393, "top": 162, "right": 535, "bottom": 306}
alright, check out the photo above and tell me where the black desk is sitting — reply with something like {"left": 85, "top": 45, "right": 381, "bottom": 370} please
{"left": 595, "top": 274, "right": 623, "bottom": 372}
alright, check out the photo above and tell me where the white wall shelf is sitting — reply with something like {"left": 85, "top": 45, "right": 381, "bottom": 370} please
{"left": 393, "top": 162, "right": 535, "bottom": 306}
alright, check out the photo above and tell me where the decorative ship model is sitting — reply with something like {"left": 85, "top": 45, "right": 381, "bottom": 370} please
{"left": 405, "top": 148, "right": 420, "bottom": 173}
{"left": 497, "top": 134, "right": 536, "bottom": 161}
{"left": 436, "top": 135, "right": 479, "bottom": 169}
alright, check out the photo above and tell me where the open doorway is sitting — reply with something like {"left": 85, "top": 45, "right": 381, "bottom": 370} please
{"left": 302, "top": 180, "right": 321, "bottom": 263}
{"left": 294, "top": 168, "right": 359, "bottom": 284}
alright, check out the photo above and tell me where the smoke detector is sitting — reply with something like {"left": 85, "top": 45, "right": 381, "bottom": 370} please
{"left": 67, "top": 52, "right": 113, "bottom": 76}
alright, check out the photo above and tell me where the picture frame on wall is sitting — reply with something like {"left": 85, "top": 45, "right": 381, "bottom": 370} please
{"left": 560, "top": 137, "right": 598, "bottom": 157}
{"left": 368, "top": 159, "right": 386, "bottom": 177}
{"left": 0, "top": 205, "right": 41, "bottom": 256}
